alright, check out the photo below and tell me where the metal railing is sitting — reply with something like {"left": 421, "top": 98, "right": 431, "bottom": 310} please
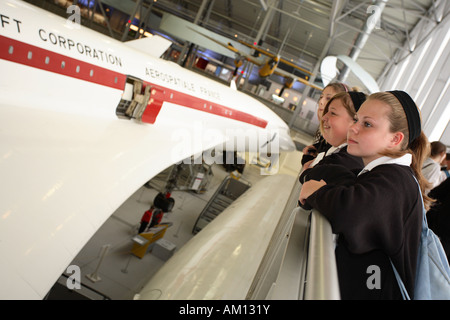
{"left": 265, "top": 206, "right": 340, "bottom": 300}
{"left": 304, "top": 209, "right": 340, "bottom": 300}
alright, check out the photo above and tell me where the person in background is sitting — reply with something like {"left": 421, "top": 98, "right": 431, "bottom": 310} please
{"left": 138, "top": 205, "right": 164, "bottom": 234}
{"left": 301, "top": 82, "right": 350, "bottom": 166}
{"left": 299, "top": 91, "right": 431, "bottom": 299}
{"left": 138, "top": 205, "right": 154, "bottom": 234}
{"left": 149, "top": 207, "right": 164, "bottom": 228}
{"left": 427, "top": 177, "right": 450, "bottom": 260}
{"left": 439, "top": 152, "right": 450, "bottom": 181}
{"left": 422, "top": 141, "right": 447, "bottom": 190}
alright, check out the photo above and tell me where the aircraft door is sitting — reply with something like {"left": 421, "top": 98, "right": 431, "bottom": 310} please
{"left": 116, "top": 76, "right": 164, "bottom": 124}
{"left": 138, "top": 86, "right": 164, "bottom": 124}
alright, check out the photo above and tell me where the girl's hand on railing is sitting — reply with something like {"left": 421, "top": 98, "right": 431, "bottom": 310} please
{"left": 299, "top": 179, "right": 327, "bottom": 205}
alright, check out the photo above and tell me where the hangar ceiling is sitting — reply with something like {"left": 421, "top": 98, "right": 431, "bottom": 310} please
{"left": 145, "top": 0, "right": 439, "bottom": 89}
{"left": 33, "top": 0, "right": 442, "bottom": 91}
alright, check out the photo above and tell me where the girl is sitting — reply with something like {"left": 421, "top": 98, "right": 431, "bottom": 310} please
{"left": 299, "top": 91, "right": 431, "bottom": 299}
{"left": 299, "top": 92, "right": 366, "bottom": 192}
{"left": 301, "top": 82, "right": 349, "bottom": 166}
{"left": 304, "top": 91, "right": 366, "bottom": 168}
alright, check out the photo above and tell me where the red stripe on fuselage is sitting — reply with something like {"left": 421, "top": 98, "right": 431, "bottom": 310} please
{"left": 0, "top": 35, "right": 268, "bottom": 128}
{"left": 0, "top": 35, "right": 126, "bottom": 90}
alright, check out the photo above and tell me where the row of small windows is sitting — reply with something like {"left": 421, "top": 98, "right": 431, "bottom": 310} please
{"left": 7, "top": 45, "right": 119, "bottom": 83}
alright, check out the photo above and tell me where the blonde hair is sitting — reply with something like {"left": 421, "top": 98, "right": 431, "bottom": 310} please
{"left": 368, "top": 92, "right": 433, "bottom": 209}
{"left": 325, "top": 82, "right": 349, "bottom": 93}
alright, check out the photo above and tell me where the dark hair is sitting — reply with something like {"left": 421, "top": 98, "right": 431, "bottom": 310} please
{"left": 430, "top": 141, "right": 446, "bottom": 157}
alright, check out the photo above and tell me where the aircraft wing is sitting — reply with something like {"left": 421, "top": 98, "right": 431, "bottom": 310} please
{"left": 273, "top": 69, "right": 323, "bottom": 91}
{"left": 189, "top": 29, "right": 320, "bottom": 90}
{"left": 160, "top": 13, "right": 257, "bottom": 61}
{"left": 186, "top": 27, "right": 265, "bottom": 66}
{"left": 127, "top": 35, "right": 173, "bottom": 58}
{"left": 237, "top": 40, "right": 313, "bottom": 77}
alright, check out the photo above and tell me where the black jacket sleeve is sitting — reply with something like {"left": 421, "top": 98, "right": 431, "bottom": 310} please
{"left": 299, "top": 147, "right": 363, "bottom": 185}
{"left": 306, "top": 165, "right": 421, "bottom": 256}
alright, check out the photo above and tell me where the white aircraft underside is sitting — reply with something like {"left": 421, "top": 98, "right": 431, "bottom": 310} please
{"left": 0, "top": 0, "right": 295, "bottom": 299}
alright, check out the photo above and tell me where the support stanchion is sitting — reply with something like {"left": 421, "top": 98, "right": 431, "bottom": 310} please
{"left": 173, "top": 220, "right": 183, "bottom": 238}
{"left": 86, "top": 244, "right": 111, "bottom": 283}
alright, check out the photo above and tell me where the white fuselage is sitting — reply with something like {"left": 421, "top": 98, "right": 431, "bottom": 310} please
{"left": 0, "top": 0, "right": 294, "bottom": 299}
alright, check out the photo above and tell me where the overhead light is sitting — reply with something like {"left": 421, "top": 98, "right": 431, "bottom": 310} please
{"left": 129, "top": 25, "right": 153, "bottom": 37}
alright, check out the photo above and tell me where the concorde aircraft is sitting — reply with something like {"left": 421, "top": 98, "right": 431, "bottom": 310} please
{"left": 0, "top": 0, "right": 295, "bottom": 299}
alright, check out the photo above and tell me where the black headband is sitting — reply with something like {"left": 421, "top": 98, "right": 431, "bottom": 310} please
{"left": 388, "top": 90, "right": 421, "bottom": 146}
{"left": 349, "top": 91, "right": 366, "bottom": 112}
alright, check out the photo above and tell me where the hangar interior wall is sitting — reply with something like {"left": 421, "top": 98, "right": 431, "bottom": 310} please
{"left": 379, "top": 0, "right": 450, "bottom": 145}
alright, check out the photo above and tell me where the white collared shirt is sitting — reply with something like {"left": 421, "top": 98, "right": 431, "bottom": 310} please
{"left": 422, "top": 157, "right": 442, "bottom": 189}
{"left": 310, "top": 143, "right": 348, "bottom": 168}
{"left": 358, "top": 154, "right": 412, "bottom": 176}
{"left": 325, "top": 143, "right": 347, "bottom": 157}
